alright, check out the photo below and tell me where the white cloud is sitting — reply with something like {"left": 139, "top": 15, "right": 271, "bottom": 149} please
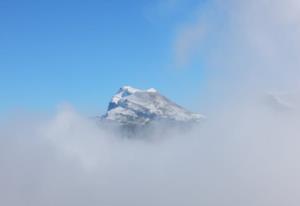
{"left": 174, "top": 20, "right": 205, "bottom": 68}
{"left": 1, "top": 98, "right": 300, "bottom": 206}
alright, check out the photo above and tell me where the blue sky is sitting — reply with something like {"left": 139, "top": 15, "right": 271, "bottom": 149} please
{"left": 0, "top": 0, "right": 207, "bottom": 115}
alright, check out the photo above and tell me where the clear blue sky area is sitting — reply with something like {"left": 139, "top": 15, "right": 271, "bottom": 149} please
{"left": 0, "top": 0, "right": 207, "bottom": 114}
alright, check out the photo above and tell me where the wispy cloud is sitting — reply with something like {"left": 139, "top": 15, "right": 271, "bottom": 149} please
{"left": 174, "top": 19, "right": 205, "bottom": 68}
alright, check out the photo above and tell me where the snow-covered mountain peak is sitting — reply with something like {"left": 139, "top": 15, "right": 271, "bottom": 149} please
{"left": 119, "top": 85, "right": 141, "bottom": 94}
{"left": 111, "top": 86, "right": 156, "bottom": 106}
{"left": 103, "top": 86, "right": 205, "bottom": 126}
{"left": 147, "top": 88, "right": 157, "bottom": 93}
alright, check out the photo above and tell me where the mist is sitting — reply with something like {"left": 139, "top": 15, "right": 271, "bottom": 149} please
{"left": 1, "top": 0, "right": 300, "bottom": 205}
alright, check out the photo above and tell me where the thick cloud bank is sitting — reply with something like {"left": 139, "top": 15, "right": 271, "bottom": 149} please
{"left": 1, "top": 0, "right": 300, "bottom": 205}
{"left": 1, "top": 98, "right": 300, "bottom": 206}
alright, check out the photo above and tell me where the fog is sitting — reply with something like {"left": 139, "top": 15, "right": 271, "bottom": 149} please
{"left": 1, "top": 0, "right": 300, "bottom": 205}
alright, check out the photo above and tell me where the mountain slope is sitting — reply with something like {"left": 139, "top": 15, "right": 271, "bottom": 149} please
{"left": 102, "top": 86, "right": 204, "bottom": 126}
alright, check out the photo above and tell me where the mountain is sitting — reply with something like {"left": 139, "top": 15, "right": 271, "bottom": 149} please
{"left": 101, "top": 86, "right": 204, "bottom": 126}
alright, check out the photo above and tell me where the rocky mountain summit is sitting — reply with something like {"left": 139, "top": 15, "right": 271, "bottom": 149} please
{"left": 101, "top": 86, "right": 204, "bottom": 127}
